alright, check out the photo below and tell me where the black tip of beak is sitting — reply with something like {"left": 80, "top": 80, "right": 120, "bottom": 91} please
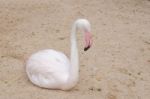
{"left": 84, "top": 46, "right": 91, "bottom": 51}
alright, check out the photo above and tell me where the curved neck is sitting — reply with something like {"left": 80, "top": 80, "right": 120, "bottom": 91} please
{"left": 70, "top": 24, "right": 79, "bottom": 80}
{"left": 62, "top": 23, "right": 79, "bottom": 90}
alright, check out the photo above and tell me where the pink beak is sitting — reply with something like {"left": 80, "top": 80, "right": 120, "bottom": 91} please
{"left": 84, "top": 32, "right": 92, "bottom": 51}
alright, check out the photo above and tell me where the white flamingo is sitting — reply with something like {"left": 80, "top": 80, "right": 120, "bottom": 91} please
{"left": 26, "top": 19, "right": 92, "bottom": 90}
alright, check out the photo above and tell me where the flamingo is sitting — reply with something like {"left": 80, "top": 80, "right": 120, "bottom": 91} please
{"left": 26, "top": 19, "right": 92, "bottom": 90}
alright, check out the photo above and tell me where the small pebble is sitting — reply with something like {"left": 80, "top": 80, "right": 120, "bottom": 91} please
{"left": 4, "top": 81, "right": 8, "bottom": 84}
{"left": 1, "top": 56, "right": 5, "bottom": 58}
{"left": 56, "top": 29, "right": 60, "bottom": 33}
{"left": 138, "top": 72, "right": 141, "bottom": 75}
{"left": 89, "top": 87, "right": 94, "bottom": 91}
{"left": 58, "top": 37, "right": 65, "bottom": 40}
{"left": 128, "top": 73, "right": 132, "bottom": 76}
{"left": 97, "top": 88, "right": 101, "bottom": 91}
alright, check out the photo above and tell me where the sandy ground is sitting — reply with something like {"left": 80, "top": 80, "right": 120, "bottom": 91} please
{"left": 0, "top": 0, "right": 150, "bottom": 99}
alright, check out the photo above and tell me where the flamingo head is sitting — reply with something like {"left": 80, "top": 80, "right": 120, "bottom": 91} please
{"left": 76, "top": 19, "right": 92, "bottom": 51}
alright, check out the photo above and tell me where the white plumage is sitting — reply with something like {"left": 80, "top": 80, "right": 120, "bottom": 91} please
{"left": 26, "top": 19, "right": 92, "bottom": 90}
{"left": 26, "top": 49, "right": 70, "bottom": 89}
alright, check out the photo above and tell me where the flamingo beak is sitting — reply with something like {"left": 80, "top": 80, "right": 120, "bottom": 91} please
{"left": 84, "top": 32, "right": 92, "bottom": 51}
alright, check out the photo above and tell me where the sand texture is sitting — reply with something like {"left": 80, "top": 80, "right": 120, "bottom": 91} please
{"left": 0, "top": 0, "right": 150, "bottom": 99}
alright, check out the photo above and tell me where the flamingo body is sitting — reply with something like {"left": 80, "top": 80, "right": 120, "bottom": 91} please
{"left": 26, "top": 49, "right": 70, "bottom": 89}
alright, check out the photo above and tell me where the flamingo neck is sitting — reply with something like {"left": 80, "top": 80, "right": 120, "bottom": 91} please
{"left": 62, "top": 23, "right": 79, "bottom": 90}
{"left": 70, "top": 24, "right": 79, "bottom": 82}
